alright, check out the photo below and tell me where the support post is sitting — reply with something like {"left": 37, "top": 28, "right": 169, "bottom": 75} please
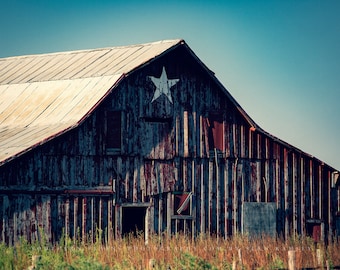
{"left": 288, "top": 250, "right": 296, "bottom": 270}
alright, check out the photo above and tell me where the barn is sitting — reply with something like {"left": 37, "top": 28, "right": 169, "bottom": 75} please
{"left": 0, "top": 39, "right": 339, "bottom": 244}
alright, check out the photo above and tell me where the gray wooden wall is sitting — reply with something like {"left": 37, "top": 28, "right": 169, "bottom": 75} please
{"left": 0, "top": 47, "right": 338, "bottom": 244}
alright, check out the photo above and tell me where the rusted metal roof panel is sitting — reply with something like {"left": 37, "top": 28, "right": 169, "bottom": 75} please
{"left": 0, "top": 74, "right": 122, "bottom": 164}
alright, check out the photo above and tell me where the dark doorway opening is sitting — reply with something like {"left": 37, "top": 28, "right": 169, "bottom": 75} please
{"left": 122, "top": 207, "right": 147, "bottom": 237}
{"left": 306, "top": 219, "right": 323, "bottom": 243}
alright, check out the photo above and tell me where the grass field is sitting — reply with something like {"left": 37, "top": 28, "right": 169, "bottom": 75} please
{"left": 0, "top": 232, "right": 339, "bottom": 269}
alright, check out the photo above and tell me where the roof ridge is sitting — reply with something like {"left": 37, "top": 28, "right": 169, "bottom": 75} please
{"left": 0, "top": 39, "right": 183, "bottom": 60}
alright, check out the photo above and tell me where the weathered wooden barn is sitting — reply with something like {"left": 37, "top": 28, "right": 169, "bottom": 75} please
{"left": 0, "top": 39, "right": 339, "bottom": 244}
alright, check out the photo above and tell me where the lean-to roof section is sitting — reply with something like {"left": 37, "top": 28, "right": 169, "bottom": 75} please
{"left": 0, "top": 39, "right": 183, "bottom": 165}
{"left": 0, "top": 75, "right": 123, "bottom": 164}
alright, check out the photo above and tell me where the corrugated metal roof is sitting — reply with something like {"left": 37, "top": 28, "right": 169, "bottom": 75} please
{"left": 0, "top": 39, "right": 183, "bottom": 165}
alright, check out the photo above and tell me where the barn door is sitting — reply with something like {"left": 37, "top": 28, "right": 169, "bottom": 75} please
{"left": 121, "top": 204, "right": 148, "bottom": 237}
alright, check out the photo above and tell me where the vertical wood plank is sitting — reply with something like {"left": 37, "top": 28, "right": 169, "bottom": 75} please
{"left": 183, "top": 159, "right": 188, "bottom": 191}
{"left": 292, "top": 153, "right": 297, "bottom": 235}
{"left": 208, "top": 159, "right": 213, "bottom": 233}
{"left": 310, "top": 160, "right": 314, "bottom": 219}
{"left": 301, "top": 157, "right": 305, "bottom": 235}
{"left": 13, "top": 208, "right": 17, "bottom": 244}
{"left": 225, "top": 122, "right": 230, "bottom": 158}
{"left": 140, "top": 160, "right": 145, "bottom": 202}
{"left": 256, "top": 161, "right": 261, "bottom": 202}
{"left": 257, "top": 133, "right": 261, "bottom": 160}
{"left": 233, "top": 159, "right": 238, "bottom": 234}
{"left": 216, "top": 150, "right": 220, "bottom": 237}
{"left": 248, "top": 128, "right": 253, "bottom": 159}
{"left": 240, "top": 125, "right": 245, "bottom": 158}
{"left": 200, "top": 115, "right": 204, "bottom": 157}
{"left": 200, "top": 162, "right": 205, "bottom": 233}
{"left": 82, "top": 197, "right": 87, "bottom": 241}
{"left": 284, "top": 149, "right": 289, "bottom": 239}
{"left": 193, "top": 111, "right": 197, "bottom": 157}
{"left": 43, "top": 196, "right": 52, "bottom": 242}
{"left": 191, "top": 159, "right": 196, "bottom": 237}
{"left": 167, "top": 192, "right": 172, "bottom": 235}
{"left": 125, "top": 158, "right": 130, "bottom": 199}
{"left": 184, "top": 111, "right": 189, "bottom": 157}
{"left": 276, "top": 158, "right": 280, "bottom": 209}
{"left": 107, "top": 199, "right": 113, "bottom": 241}
{"left": 99, "top": 197, "right": 103, "bottom": 232}
{"left": 65, "top": 198, "right": 70, "bottom": 237}
{"left": 224, "top": 160, "right": 229, "bottom": 238}
{"left": 158, "top": 195, "right": 163, "bottom": 234}
{"left": 151, "top": 160, "right": 157, "bottom": 195}
{"left": 133, "top": 157, "right": 138, "bottom": 203}
{"left": 74, "top": 197, "right": 78, "bottom": 240}
{"left": 296, "top": 156, "right": 302, "bottom": 234}
{"left": 265, "top": 138, "right": 270, "bottom": 202}
{"left": 116, "top": 205, "right": 122, "bottom": 238}
{"left": 232, "top": 123, "right": 237, "bottom": 157}
{"left": 176, "top": 115, "right": 180, "bottom": 156}
{"left": 91, "top": 197, "right": 94, "bottom": 243}
{"left": 149, "top": 197, "right": 154, "bottom": 235}
{"left": 319, "top": 165, "right": 322, "bottom": 219}
{"left": 237, "top": 162, "right": 243, "bottom": 232}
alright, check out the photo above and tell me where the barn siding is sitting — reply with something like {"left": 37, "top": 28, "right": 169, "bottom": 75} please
{"left": 0, "top": 45, "right": 338, "bottom": 244}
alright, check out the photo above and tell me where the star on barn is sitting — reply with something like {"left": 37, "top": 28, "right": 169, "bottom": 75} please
{"left": 149, "top": 66, "right": 179, "bottom": 103}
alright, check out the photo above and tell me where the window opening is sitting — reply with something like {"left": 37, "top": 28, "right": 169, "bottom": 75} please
{"left": 206, "top": 113, "right": 224, "bottom": 152}
{"left": 173, "top": 192, "right": 193, "bottom": 217}
{"left": 106, "top": 111, "right": 121, "bottom": 151}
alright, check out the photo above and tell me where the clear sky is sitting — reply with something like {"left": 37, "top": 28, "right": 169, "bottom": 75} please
{"left": 1, "top": 0, "right": 339, "bottom": 169}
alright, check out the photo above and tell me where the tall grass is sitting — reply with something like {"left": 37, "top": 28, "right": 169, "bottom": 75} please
{"left": 0, "top": 232, "right": 339, "bottom": 269}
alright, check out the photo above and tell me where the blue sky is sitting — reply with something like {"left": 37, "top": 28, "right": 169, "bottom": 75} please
{"left": 1, "top": 0, "right": 339, "bottom": 169}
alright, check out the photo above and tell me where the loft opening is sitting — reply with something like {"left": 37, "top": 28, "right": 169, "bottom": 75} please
{"left": 206, "top": 112, "right": 224, "bottom": 153}
{"left": 105, "top": 111, "right": 121, "bottom": 154}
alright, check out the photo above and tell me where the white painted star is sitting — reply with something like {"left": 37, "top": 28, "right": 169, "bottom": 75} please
{"left": 149, "top": 66, "right": 179, "bottom": 104}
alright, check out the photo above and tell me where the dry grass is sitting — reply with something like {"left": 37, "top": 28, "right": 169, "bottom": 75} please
{"left": 1, "top": 232, "right": 339, "bottom": 269}
{"left": 78, "top": 233, "right": 340, "bottom": 269}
